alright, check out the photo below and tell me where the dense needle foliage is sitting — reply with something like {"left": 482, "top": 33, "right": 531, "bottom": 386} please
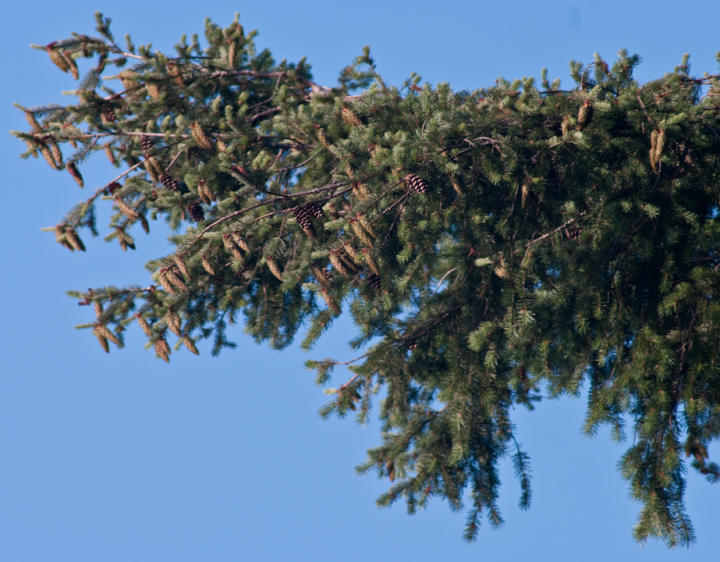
{"left": 12, "top": 13, "right": 720, "bottom": 547}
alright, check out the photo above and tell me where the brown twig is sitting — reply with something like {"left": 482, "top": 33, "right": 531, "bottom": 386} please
{"left": 636, "top": 94, "right": 657, "bottom": 126}
{"left": 525, "top": 213, "right": 586, "bottom": 247}
{"left": 164, "top": 149, "right": 185, "bottom": 173}
{"left": 431, "top": 268, "right": 459, "bottom": 297}
{"left": 247, "top": 71, "right": 285, "bottom": 111}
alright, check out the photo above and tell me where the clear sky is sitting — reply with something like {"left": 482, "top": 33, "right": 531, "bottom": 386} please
{"left": 1, "top": 1, "right": 718, "bottom": 560}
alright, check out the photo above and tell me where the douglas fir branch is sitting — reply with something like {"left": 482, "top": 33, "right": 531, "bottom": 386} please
{"left": 13, "top": 12, "right": 720, "bottom": 547}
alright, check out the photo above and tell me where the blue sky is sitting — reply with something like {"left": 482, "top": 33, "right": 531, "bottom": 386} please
{"left": 1, "top": 1, "right": 718, "bottom": 560}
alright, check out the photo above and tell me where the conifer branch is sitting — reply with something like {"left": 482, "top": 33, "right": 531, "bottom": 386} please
{"left": 19, "top": 15, "right": 720, "bottom": 547}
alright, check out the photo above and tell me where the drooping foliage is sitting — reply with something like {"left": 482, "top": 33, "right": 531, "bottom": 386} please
{"left": 12, "top": 12, "right": 720, "bottom": 547}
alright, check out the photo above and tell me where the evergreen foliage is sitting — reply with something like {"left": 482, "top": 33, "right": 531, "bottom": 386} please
{"left": 12, "top": 12, "right": 720, "bottom": 547}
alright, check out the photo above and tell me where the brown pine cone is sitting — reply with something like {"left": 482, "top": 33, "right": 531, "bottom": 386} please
{"left": 293, "top": 205, "right": 316, "bottom": 237}
{"left": 564, "top": 224, "right": 582, "bottom": 240}
{"left": 187, "top": 201, "right": 205, "bottom": 222}
{"left": 66, "top": 162, "right": 84, "bottom": 188}
{"left": 102, "top": 105, "right": 117, "bottom": 123}
{"left": 161, "top": 175, "right": 181, "bottom": 191}
{"left": 405, "top": 174, "right": 429, "bottom": 194}
{"left": 140, "top": 135, "right": 154, "bottom": 152}
{"left": 304, "top": 202, "right": 324, "bottom": 218}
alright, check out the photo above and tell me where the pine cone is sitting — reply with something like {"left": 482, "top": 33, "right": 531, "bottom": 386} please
{"left": 174, "top": 256, "right": 189, "bottom": 280}
{"left": 228, "top": 41, "right": 238, "bottom": 68}
{"left": 154, "top": 336, "right": 170, "bottom": 362}
{"left": 650, "top": 129, "right": 666, "bottom": 173}
{"left": 201, "top": 255, "right": 215, "bottom": 275}
{"left": 47, "top": 46, "right": 70, "bottom": 72}
{"left": 362, "top": 250, "right": 380, "bottom": 276}
{"left": 161, "top": 175, "right": 181, "bottom": 191}
{"left": 144, "top": 157, "right": 161, "bottom": 183}
{"left": 352, "top": 182, "right": 372, "bottom": 200}
{"left": 104, "top": 144, "right": 116, "bottom": 166}
{"left": 305, "top": 202, "right": 324, "bottom": 218}
{"left": 64, "top": 52, "right": 79, "bottom": 80}
{"left": 50, "top": 142, "right": 63, "bottom": 168}
{"left": 96, "top": 334, "right": 110, "bottom": 354}
{"left": 118, "top": 70, "right": 138, "bottom": 90}
{"left": 343, "top": 244, "right": 359, "bottom": 261}
{"left": 166, "top": 310, "right": 182, "bottom": 337}
{"left": 115, "top": 197, "right": 139, "bottom": 220}
{"left": 182, "top": 335, "right": 199, "bottom": 355}
{"left": 329, "top": 251, "right": 348, "bottom": 275}
{"left": 65, "top": 228, "right": 86, "bottom": 252}
{"left": 167, "top": 63, "right": 185, "bottom": 87}
{"left": 231, "top": 232, "right": 249, "bottom": 252}
{"left": 188, "top": 201, "right": 205, "bottom": 222}
{"left": 164, "top": 269, "right": 187, "bottom": 292}
{"left": 191, "top": 122, "right": 214, "bottom": 151}
{"left": 315, "top": 127, "right": 332, "bottom": 151}
{"left": 357, "top": 214, "right": 377, "bottom": 240}
{"left": 38, "top": 143, "right": 58, "bottom": 170}
{"left": 116, "top": 229, "right": 136, "bottom": 251}
{"left": 266, "top": 257, "right": 283, "bottom": 280}
{"left": 293, "top": 205, "right": 316, "bottom": 237}
{"left": 386, "top": 460, "right": 395, "bottom": 482}
{"left": 321, "top": 289, "right": 341, "bottom": 314}
{"left": 102, "top": 105, "right": 117, "bottom": 123}
{"left": 198, "top": 180, "right": 216, "bottom": 203}
{"left": 135, "top": 313, "right": 153, "bottom": 337}
{"left": 350, "top": 219, "right": 374, "bottom": 247}
{"left": 26, "top": 111, "right": 42, "bottom": 132}
{"left": 146, "top": 82, "right": 161, "bottom": 100}
{"left": 157, "top": 271, "right": 176, "bottom": 294}
{"left": 341, "top": 107, "right": 362, "bottom": 127}
{"left": 223, "top": 234, "right": 244, "bottom": 260}
{"left": 67, "top": 162, "right": 83, "bottom": 188}
{"left": 367, "top": 273, "right": 381, "bottom": 291}
{"left": 96, "top": 324, "right": 121, "bottom": 346}
{"left": 338, "top": 247, "right": 360, "bottom": 273}
{"left": 311, "top": 264, "right": 332, "bottom": 286}
{"left": 561, "top": 116, "right": 571, "bottom": 136}
{"left": 93, "top": 299, "right": 103, "bottom": 320}
{"left": 564, "top": 224, "right": 582, "bottom": 240}
{"left": 141, "top": 135, "right": 154, "bottom": 152}
{"left": 405, "top": 174, "right": 429, "bottom": 195}
{"left": 577, "top": 100, "right": 593, "bottom": 131}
